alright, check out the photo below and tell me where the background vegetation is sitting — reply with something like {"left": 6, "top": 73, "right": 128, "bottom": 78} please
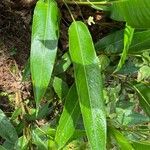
{"left": 0, "top": 0, "right": 150, "bottom": 149}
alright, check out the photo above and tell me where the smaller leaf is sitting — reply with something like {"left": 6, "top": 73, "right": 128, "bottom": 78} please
{"left": 95, "top": 29, "right": 124, "bottom": 54}
{"left": 54, "top": 52, "right": 71, "bottom": 75}
{"left": 98, "top": 54, "right": 110, "bottom": 71}
{"left": 55, "top": 84, "right": 80, "bottom": 149}
{"left": 48, "top": 140, "right": 57, "bottom": 150}
{"left": 137, "top": 65, "right": 150, "bottom": 82}
{"left": 0, "top": 146, "right": 7, "bottom": 150}
{"left": 32, "top": 130, "right": 48, "bottom": 150}
{"left": 95, "top": 29, "right": 150, "bottom": 54}
{"left": 53, "top": 77, "right": 69, "bottom": 101}
{"left": 132, "top": 141, "right": 150, "bottom": 150}
{"left": 115, "top": 24, "right": 134, "bottom": 72}
{"left": 11, "top": 108, "right": 22, "bottom": 121}
{"left": 0, "top": 109, "right": 18, "bottom": 147}
{"left": 15, "top": 136, "right": 29, "bottom": 150}
{"left": 109, "top": 126, "right": 134, "bottom": 150}
{"left": 132, "top": 83, "right": 150, "bottom": 117}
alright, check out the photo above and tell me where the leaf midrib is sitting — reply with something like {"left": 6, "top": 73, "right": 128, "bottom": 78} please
{"left": 38, "top": 0, "right": 53, "bottom": 103}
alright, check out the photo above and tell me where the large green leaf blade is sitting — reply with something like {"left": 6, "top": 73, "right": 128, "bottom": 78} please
{"left": 0, "top": 109, "right": 18, "bottom": 149}
{"left": 69, "top": 21, "right": 106, "bottom": 150}
{"left": 30, "top": 0, "right": 59, "bottom": 106}
{"left": 110, "top": 0, "right": 150, "bottom": 28}
{"left": 55, "top": 84, "right": 80, "bottom": 149}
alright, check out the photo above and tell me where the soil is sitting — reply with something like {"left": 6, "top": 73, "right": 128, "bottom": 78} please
{"left": 0, "top": 0, "right": 122, "bottom": 110}
{"left": 0, "top": 0, "right": 34, "bottom": 112}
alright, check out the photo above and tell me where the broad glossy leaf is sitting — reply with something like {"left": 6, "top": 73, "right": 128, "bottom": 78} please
{"left": 109, "top": 126, "right": 134, "bottom": 150}
{"left": 115, "top": 24, "right": 134, "bottom": 72}
{"left": 30, "top": 0, "right": 59, "bottom": 106}
{"left": 95, "top": 29, "right": 150, "bottom": 54}
{"left": 0, "top": 109, "right": 18, "bottom": 148}
{"left": 69, "top": 21, "right": 106, "bottom": 150}
{"left": 132, "top": 83, "right": 150, "bottom": 117}
{"left": 110, "top": 0, "right": 150, "bottom": 28}
{"left": 55, "top": 85, "right": 80, "bottom": 149}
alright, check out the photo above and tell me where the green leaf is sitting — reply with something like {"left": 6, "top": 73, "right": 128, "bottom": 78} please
{"left": 115, "top": 24, "right": 134, "bottom": 72}
{"left": 3, "top": 141, "right": 15, "bottom": 150}
{"left": 69, "top": 21, "right": 106, "bottom": 150}
{"left": 132, "top": 83, "right": 150, "bottom": 117}
{"left": 30, "top": 0, "right": 59, "bottom": 106}
{"left": 137, "top": 65, "right": 150, "bottom": 82}
{"left": 132, "top": 141, "right": 150, "bottom": 150}
{"left": 53, "top": 77, "right": 69, "bottom": 101}
{"left": 95, "top": 29, "right": 150, "bottom": 54}
{"left": 55, "top": 84, "right": 80, "bottom": 149}
{"left": 10, "top": 108, "right": 22, "bottom": 121}
{"left": 110, "top": 0, "right": 150, "bottom": 28}
{"left": 0, "top": 109, "right": 18, "bottom": 149}
{"left": 54, "top": 52, "right": 71, "bottom": 75}
{"left": 116, "top": 106, "right": 150, "bottom": 126}
{"left": 22, "top": 58, "right": 30, "bottom": 81}
{"left": 71, "top": 130, "right": 86, "bottom": 141}
{"left": 15, "top": 136, "right": 29, "bottom": 150}
{"left": 98, "top": 55, "right": 110, "bottom": 71}
{"left": 0, "top": 146, "right": 7, "bottom": 150}
{"left": 118, "top": 58, "right": 138, "bottom": 75}
{"left": 32, "top": 129, "right": 48, "bottom": 150}
{"left": 48, "top": 140, "right": 57, "bottom": 150}
{"left": 24, "top": 103, "right": 50, "bottom": 121}
{"left": 109, "top": 126, "right": 134, "bottom": 150}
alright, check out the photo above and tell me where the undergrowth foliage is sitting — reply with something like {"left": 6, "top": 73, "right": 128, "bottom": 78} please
{"left": 0, "top": 0, "right": 150, "bottom": 150}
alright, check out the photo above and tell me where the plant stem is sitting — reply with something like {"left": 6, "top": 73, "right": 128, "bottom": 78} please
{"left": 65, "top": 1, "right": 111, "bottom": 5}
{"left": 63, "top": 0, "right": 75, "bottom": 21}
